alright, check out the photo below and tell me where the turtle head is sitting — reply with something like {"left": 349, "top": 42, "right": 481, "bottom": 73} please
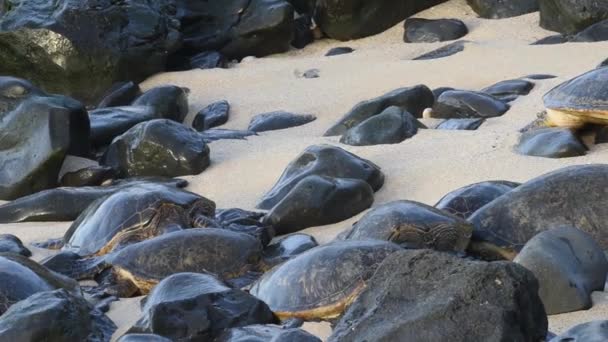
{"left": 188, "top": 197, "right": 217, "bottom": 228}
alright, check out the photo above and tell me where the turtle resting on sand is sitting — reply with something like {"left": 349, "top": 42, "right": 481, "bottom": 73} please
{"left": 36, "top": 183, "right": 215, "bottom": 257}
{"left": 543, "top": 67, "right": 608, "bottom": 129}
{"left": 249, "top": 240, "right": 401, "bottom": 321}
{"left": 338, "top": 200, "right": 473, "bottom": 253}
{"left": 0, "top": 253, "right": 79, "bottom": 315}
{"left": 44, "top": 228, "right": 265, "bottom": 297}
{"left": 468, "top": 164, "right": 608, "bottom": 260}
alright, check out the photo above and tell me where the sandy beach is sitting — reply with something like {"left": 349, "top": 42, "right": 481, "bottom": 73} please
{"left": 2, "top": 0, "right": 608, "bottom": 339}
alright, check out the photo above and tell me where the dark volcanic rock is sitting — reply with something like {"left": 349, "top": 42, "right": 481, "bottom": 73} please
{"left": 264, "top": 175, "right": 374, "bottom": 234}
{"left": 132, "top": 86, "right": 189, "bottom": 123}
{"left": 413, "top": 40, "right": 467, "bottom": 60}
{"left": 523, "top": 74, "right": 557, "bottom": 80}
{"left": 467, "top": 0, "right": 539, "bottom": 19}
{"left": 89, "top": 106, "right": 158, "bottom": 148}
{"left": 128, "top": 273, "right": 276, "bottom": 341}
{"left": 539, "top": 0, "right": 608, "bottom": 34}
{"left": 514, "top": 227, "right": 608, "bottom": 314}
{"left": 257, "top": 144, "right": 384, "bottom": 209}
{"left": 436, "top": 118, "right": 485, "bottom": 130}
{"left": 101, "top": 119, "right": 210, "bottom": 178}
{"left": 0, "top": 1, "right": 180, "bottom": 104}
{"left": 481, "top": 79, "right": 534, "bottom": 101}
{"left": 118, "top": 334, "right": 172, "bottom": 342}
{"left": 175, "top": 0, "right": 294, "bottom": 60}
{"left": 200, "top": 129, "right": 256, "bottom": 142}
{"left": 516, "top": 127, "right": 587, "bottom": 158}
{"left": 264, "top": 234, "right": 318, "bottom": 267}
{"left": 432, "top": 87, "right": 455, "bottom": 98}
{"left": 432, "top": 90, "right": 510, "bottom": 119}
{"left": 97, "top": 82, "right": 141, "bottom": 109}
{"left": 550, "top": 321, "right": 608, "bottom": 342}
{"left": 325, "top": 85, "right": 434, "bottom": 136}
{"left": 0, "top": 289, "right": 116, "bottom": 342}
{"left": 0, "top": 234, "right": 31, "bottom": 257}
{"left": 571, "top": 19, "right": 608, "bottom": 42}
{"left": 216, "top": 325, "right": 321, "bottom": 342}
{"left": 340, "top": 106, "right": 420, "bottom": 146}
{"left": 248, "top": 111, "right": 317, "bottom": 132}
{"left": 329, "top": 250, "right": 548, "bottom": 342}
{"left": 293, "top": 15, "right": 315, "bottom": 49}
{"left": 0, "top": 77, "right": 89, "bottom": 200}
{"left": 325, "top": 47, "right": 354, "bottom": 56}
{"left": 192, "top": 100, "right": 230, "bottom": 131}
{"left": 435, "top": 180, "right": 519, "bottom": 219}
{"left": 189, "top": 51, "right": 227, "bottom": 70}
{"left": 404, "top": 18, "right": 468, "bottom": 43}
{"left": 314, "top": 0, "right": 448, "bottom": 40}
{"left": 598, "top": 58, "right": 608, "bottom": 69}
{"left": 532, "top": 34, "right": 569, "bottom": 45}
{"left": 59, "top": 166, "right": 116, "bottom": 187}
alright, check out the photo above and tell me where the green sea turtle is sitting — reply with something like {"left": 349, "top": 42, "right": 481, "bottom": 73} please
{"left": 45, "top": 228, "right": 265, "bottom": 297}
{"left": 434, "top": 181, "right": 520, "bottom": 219}
{"left": 249, "top": 240, "right": 401, "bottom": 321}
{"left": 543, "top": 67, "right": 608, "bottom": 128}
{"left": 0, "top": 253, "right": 79, "bottom": 315}
{"left": 468, "top": 164, "right": 608, "bottom": 260}
{"left": 339, "top": 200, "right": 473, "bottom": 253}
{"left": 38, "top": 183, "right": 215, "bottom": 256}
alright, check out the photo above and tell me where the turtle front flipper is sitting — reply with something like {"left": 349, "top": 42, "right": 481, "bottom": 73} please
{"left": 42, "top": 252, "right": 110, "bottom": 280}
{"left": 32, "top": 237, "right": 64, "bottom": 250}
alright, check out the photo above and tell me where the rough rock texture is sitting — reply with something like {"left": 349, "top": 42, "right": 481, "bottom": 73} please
{"left": 467, "top": 0, "right": 539, "bottom": 19}
{"left": 329, "top": 250, "right": 548, "bottom": 342}
{"left": 0, "top": 77, "right": 89, "bottom": 200}
{"left": 0, "top": 1, "right": 180, "bottom": 104}
{"left": 174, "top": 0, "right": 294, "bottom": 60}
{"left": 314, "top": 0, "right": 449, "bottom": 40}
{"left": 539, "top": 0, "right": 608, "bottom": 34}
{"left": 0, "top": 289, "right": 115, "bottom": 342}
{"left": 514, "top": 227, "right": 608, "bottom": 315}
{"left": 101, "top": 119, "right": 210, "bottom": 178}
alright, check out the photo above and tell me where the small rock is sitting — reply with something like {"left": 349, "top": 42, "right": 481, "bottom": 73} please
{"left": 522, "top": 74, "right": 557, "bottom": 80}
{"left": 60, "top": 165, "right": 116, "bottom": 187}
{"left": 132, "top": 86, "right": 189, "bottom": 123}
{"left": 516, "top": 127, "right": 587, "bottom": 158}
{"left": 432, "top": 90, "right": 510, "bottom": 118}
{"left": 436, "top": 118, "right": 485, "bottom": 130}
{"left": 89, "top": 106, "right": 158, "bottom": 148}
{"left": 96, "top": 81, "right": 141, "bottom": 108}
{"left": 249, "top": 111, "right": 317, "bottom": 132}
{"left": 532, "top": 34, "right": 569, "bottom": 45}
{"left": 192, "top": 100, "right": 230, "bottom": 131}
{"left": 189, "top": 51, "right": 227, "bottom": 70}
{"left": 325, "top": 47, "right": 354, "bottom": 56}
{"left": 264, "top": 234, "right": 318, "bottom": 267}
{"left": 404, "top": 18, "right": 468, "bottom": 43}
{"left": 413, "top": 40, "right": 467, "bottom": 60}
{"left": 481, "top": 79, "right": 534, "bottom": 101}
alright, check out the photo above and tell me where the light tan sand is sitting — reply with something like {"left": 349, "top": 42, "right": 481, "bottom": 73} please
{"left": 1, "top": 0, "right": 607, "bottom": 340}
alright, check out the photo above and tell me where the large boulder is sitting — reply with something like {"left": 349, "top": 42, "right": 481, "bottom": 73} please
{"left": 174, "top": 0, "right": 294, "bottom": 60}
{"left": 101, "top": 119, "right": 210, "bottom": 178}
{"left": 514, "top": 227, "right": 608, "bottom": 315}
{"left": 539, "top": 0, "right": 608, "bottom": 34}
{"left": 467, "top": 0, "right": 539, "bottom": 19}
{"left": 0, "top": 0, "right": 181, "bottom": 104}
{"left": 0, "top": 289, "right": 116, "bottom": 342}
{"left": 329, "top": 250, "right": 548, "bottom": 342}
{"left": 313, "top": 0, "right": 449, "bottom": 41}
{"left": 0, "top": 77, "right": 89, "bottom": 200}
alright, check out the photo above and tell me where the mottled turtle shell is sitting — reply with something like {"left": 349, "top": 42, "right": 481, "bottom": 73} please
{"left": 63, "top": 183, "right": 214, "bottom": 256}
{"left": 340, "top": 200, "right": 473, "bottom": 253}
{"left": 106, "top": 228, "right": 263, "bottom": 289}
{"left": 249, "top": 240, "right": 401, "bottom": 320}
{"left": 544, "top": 68, "right": 608, "bottom": 126}
{"left": 0, "top": 254, "right": 79, "bottom": 315}
{"left": 434, "top": 181, "right": 520, "bottom": 219}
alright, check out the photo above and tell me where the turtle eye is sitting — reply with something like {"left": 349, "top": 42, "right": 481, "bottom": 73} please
{"left": 3, "top": 85, "right": 27, "bottom": 98}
